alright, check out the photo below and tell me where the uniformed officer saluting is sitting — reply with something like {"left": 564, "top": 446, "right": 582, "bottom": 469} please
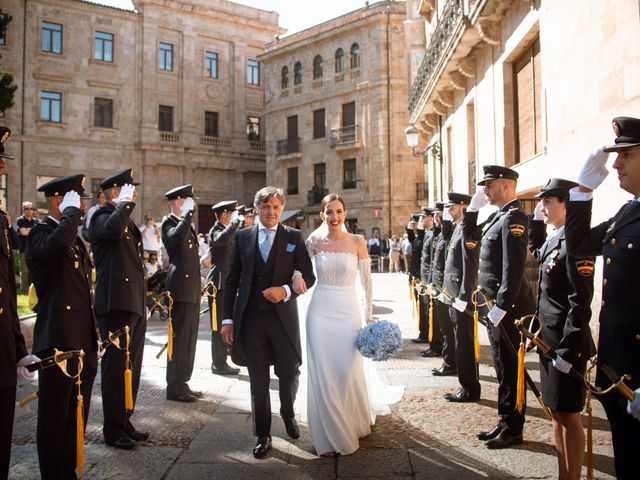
{"left": 89, "top": 168, "right": 148, "bottom": 450}
{"left": 529, "top": 178, "right": 595, "bottom": 480}
{"left": 26, "top": 174, "right": 98, "bottom": 478}
{"left": 565, "top": 117, "right": 640, "bottom": 479}
{"left": 464, "top": 165, "right": 536, "bottom": 449}
{"left": 207, "top": 200, "right": 242, "bottom": 376}
{"left": 0, "top": 127, "right": 32, "bottom": 479}
{"left": 162, "top": 185, "right": 202, "bottom": 402}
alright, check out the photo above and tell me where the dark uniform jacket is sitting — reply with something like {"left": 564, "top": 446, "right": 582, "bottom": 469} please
{"left": 420, "top": 225, "right": 440, "bottom": 283}
{"left": 565, "top": 199, "right": 640, "bottom": 388}
{"left": 89, "top": 202, "right": 145, "bottom": 317}
{"left": 222, "top": 223, "right": 315, "bottom": 363}
{"left": 463, "top": 200, "right": 535, "bottom": 317}
{"left": 26, "top": 210, "right": 98, "bottom": 356}
{"left": 161, "top": 212, "right": 200, "bottom": 305}
{"left": 406, "top": 227, "right": 425, "bottom": 278}
{"left": 206, "top": 218, "right": 242, "bottom": 291}
{"left": 430, "top": 220, "right": 452, "bottom": 290}
{"left": 444, "top": 220, "right": 480, "bottom": 303}
{"left": 528, "top": 219, "right": 594, "bottom": 365}
{"left": 0, "top": 210, "right": 27, "bottom": 390}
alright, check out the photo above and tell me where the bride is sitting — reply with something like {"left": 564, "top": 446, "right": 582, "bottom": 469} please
{"left": 294, "top": 193, "right": 403, "bottom": 457}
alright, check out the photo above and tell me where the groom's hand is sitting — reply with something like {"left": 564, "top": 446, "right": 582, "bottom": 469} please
{"left": 220, "top": 325, "right": 234, "bottom": 345}
{"left": 263, "top": 286, "right": 286, "bottom": 303}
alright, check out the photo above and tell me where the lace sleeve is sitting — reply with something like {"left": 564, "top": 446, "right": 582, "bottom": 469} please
{"left": 358, "top": 258, "right": 373, "bottom": 322}
{"left": 305, "top": 236, "right": 315, "bottom": 260}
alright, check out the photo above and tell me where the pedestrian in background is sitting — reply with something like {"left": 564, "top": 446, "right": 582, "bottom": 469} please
{"left": 388, "top": 235, "right": 401, "bottom": 272}
{"left": 15, "top": 201, "right": 38, "bottom": 294}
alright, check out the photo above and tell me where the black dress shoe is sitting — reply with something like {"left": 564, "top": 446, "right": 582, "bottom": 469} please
{"left": 253, "top": 435, "right": 272, "bottom": 459}
{"left": 127, "top": 429, "right": 150, "bottom": 441}
{"left": 212, "top": 364, "right": 240, "bottom": 376}
{"left": 486, "top": 430, "right": 523, "bottom": 449}
{"left": 432, "top": 366, "right": 457, "bottom": 376}
{"left": 477, "top": 424, "right": 504, "bottom": 441}
{"left": 166, "top": 392, "right": 197, "bottom": 403}
{"left": 283, "top": 417, "right": 300, "bottom": 439}
{"left": 444, "top": 389, "right": 480, "bottom": 403}
{"left": 189, "top": 389, "right": 204, "bottom": 398}
{"left": 105, "top": 436, "right": 136, "bottom": 450}
{"left": 420, "top": 349, "right": 441, "bottom": 358}
{"left": 411, "top": 337, "right": 428, "bottom": 344}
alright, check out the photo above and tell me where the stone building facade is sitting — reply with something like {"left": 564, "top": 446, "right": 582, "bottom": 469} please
{"left": 0, "top": 0, "right": 281, "bottom": 232}
{"left": 407, "top": 0, "right": 640, "bottom": 331}
{"left": 260, "top": 1, "right": 422, "bottom": 239}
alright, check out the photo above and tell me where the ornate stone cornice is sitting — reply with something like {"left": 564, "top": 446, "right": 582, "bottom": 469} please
{"left": 432, "top": 100, "right": 448, "bottom": 116}
{"left": 449, "top": 71, "right": 467, "bottom": 90}
{"left": 437, "top": 90, "right": 454, "bottom": 107}
{"left": 423, "top": 113, "right": 438, "bottom": 128}
{"left": 476, "top": 19, "right": 501, "bottom": 45}
{"left": 458, "top": 57, "right": 476, "bottom": 78}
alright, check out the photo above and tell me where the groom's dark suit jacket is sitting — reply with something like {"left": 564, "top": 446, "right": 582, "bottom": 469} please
{"left": 222, "top": 223, "right": 315, "bottom": 363}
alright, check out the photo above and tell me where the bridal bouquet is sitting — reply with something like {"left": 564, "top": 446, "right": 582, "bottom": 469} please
{"left": 354, "top": 320, "right": 403, "bottom": 361}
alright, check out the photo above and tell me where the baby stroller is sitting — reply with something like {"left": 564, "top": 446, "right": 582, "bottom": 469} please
{"left": 146, "top": 269, "right": 169, "bottom": 321}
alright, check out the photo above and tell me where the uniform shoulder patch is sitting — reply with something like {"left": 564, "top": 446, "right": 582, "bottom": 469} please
{"left": 465, "top": 240, "right": 478, "bottom": 249}
{"left": 509, "top": 224, "right": 525, "bottom": 237}
{"left": 575, "top": 259, "right": 595, "bottom": 276}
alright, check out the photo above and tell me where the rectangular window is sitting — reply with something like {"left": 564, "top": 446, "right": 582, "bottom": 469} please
{"left": 204, "top": 111, "right": 219, "bottom": 137}
{"left": 342, "top": 102, "right": 355, "bottom": 127}
{"left": 205, "top": 51, "right": 218, "bottom": 79}
{"left": 40, "top": 91, "right": 62, "bottom": 122}
{"left": 247, "top": 116, "right": 260, "bottom": 141}
{"left": 314, "top": 163, "right": 326, "bottom": 191}
{"left": 287, "top": 167, "right": 298, "bottom": 195}
{"left": 514, "top": 38, "right": 542, "bottom": 163}
{"left": 158, "top": 105, "right": 173, "bottom": 132}
{"left": 94, "top": 31, "right": 114, "bottom": 62}
{"left": 158, "top": 42, "right": 173, "bottom": 71}
{"left": 42, "top": 21, "right": 62, "bottom": 54}
{"left": 343, "top": 159, "right": 356, "bottom": 189}
{"left": 94, "top": 98, "right": 113, "bottom": 128}
{"left": 313, "top": 109, "right": 325, "bottom": 139}
{"left": 247, "top": 59, "right": 260, "bottom": 86}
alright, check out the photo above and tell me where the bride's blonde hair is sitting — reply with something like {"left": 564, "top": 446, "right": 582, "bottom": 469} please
{"left": 320, "top": 193, "right": 345, "bottom": 212}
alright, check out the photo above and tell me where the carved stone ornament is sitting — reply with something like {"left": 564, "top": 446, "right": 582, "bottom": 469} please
{"left": 432, "top": 100, "right": 448, "bottom": 116}
{"left": 476, "top": 19, "right": 501, "bottom": 46}
{"left": 424, "top": 113, "right": 439, "bottom": 128}
{"left": 449, "top": 71, "right": 467, "bottom": 90}
{"left": 458, "top": 57, "right": 476, "bottom": 78}
{"left": 438, "top": 90, "right": 454, "bottom": 107}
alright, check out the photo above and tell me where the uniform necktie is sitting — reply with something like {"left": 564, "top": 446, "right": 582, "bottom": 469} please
{"left": 260, "top": 228, "right": 273, "bottom": 262}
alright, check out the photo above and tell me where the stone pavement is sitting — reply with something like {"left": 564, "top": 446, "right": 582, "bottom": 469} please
{"left": 10, "top": 273, "right": 615, "bottom": 479}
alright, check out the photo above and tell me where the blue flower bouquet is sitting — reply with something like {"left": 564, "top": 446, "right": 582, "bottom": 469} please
{"left": 354, "top": 320, "right": 403, "bottom": 361}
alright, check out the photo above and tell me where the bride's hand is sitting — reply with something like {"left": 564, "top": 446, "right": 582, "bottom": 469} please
{"left": 292, "top": 272, "right": 307, "bottom": 294}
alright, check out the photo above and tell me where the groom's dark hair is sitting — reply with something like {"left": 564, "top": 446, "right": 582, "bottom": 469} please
{"left": 254, "top": 186, "right": 286, "bottom": 208}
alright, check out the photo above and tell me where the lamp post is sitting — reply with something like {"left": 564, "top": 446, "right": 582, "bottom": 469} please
{"left": 405, "top": 124, "right": 441, "bottom": 204}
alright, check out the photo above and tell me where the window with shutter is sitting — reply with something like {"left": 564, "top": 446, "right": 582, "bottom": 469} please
{"left": 513, "top": 38, "right": 542, "bottom": 163}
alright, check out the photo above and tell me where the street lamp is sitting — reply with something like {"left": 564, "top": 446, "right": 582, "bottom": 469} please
{"left": 405, "top": 124, "right": 439, "bottom": 158}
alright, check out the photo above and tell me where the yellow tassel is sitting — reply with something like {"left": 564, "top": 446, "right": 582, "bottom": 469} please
{"left": 473, "top": 309, "right": 480, "bottom": 363}
{"left": 76, "top": 382, "right": 84, "bottom": 477}
{"left": 515, "top": 332, "right": 526, "bottom": 412}
{"left": 124, "top": 366, "right": 133, "bottom": 411}
{"left": 167, "top": 319, "right": 173, "bottom": 361}
{"left": 211, "top": 294, "right": 218, "bottom": 332}
{"left": 428, "top": 295, "right": 434, "bottom": 343}
{"left": 416, "top": 294, "right": 421, "bottom": 330}
{"left": 410, "top": 281, "right": 415, "bottom": 322}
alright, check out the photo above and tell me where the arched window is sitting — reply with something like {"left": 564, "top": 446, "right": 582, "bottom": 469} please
{"left": 294, "top": 61, "right": 302, "bottom": 85}
{"left": 350, "top": 43, "right": 360, "bottom": 69}
{"left": 281, "top": 65, "right": 289, "bottom": 89}
{"left": 313, "top": 55, "right": 323, "bottom": 79}
{"left": 335, "top": 48, "right": 344, "bottom": 73}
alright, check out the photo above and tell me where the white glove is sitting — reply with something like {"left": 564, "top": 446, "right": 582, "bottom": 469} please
{"left": 97, "top": 341, "right": 105, "bottom": 360}
{"left": 576, "top": 147, "right": 609, "bottom": 190}
{"left": 453, "top": 298, "right": 467, "bottom": 312}
{"left": 417, "top": 217, "right": 425, "bottom": 230}
{"left": 59, "top": 191, "right": 80, "bottom": 212}
{"left": 533, "top": 200, "right": 544, "bottom": 221}
{"left": 552, "top": 355, "right": 572, "bottom": 374}
{"left": 442, "top": 209, "right": 453, "bottom": 222}
{"left": 180, "top": 197, "right": 194, "bottom": 215}
{"left": 16, "top": 354, "right": 41, "bottom": 381}
{"left": 627, "top": 388, "right": 640, "bottom": 421}
{"left": 407, "top": 221, "right": 414, "bottom": 230}
{"left": 230, "top": 211, "right": 244, "bottom": 224}
{"left": 114, "top": 183, "right": 135, "bottom": 203}
{"left": 468, "top": 190, "right": 488, "bottom": 211}
{"left": 487, "top": 304, "right": 507, "bottom": 327}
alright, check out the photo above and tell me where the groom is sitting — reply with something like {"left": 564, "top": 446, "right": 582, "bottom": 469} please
{"left": 221, "top": 186, "right": 315, "bottom": 458}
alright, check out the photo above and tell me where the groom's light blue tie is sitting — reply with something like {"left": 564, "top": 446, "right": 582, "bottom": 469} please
{"left": 260, "top": 228, "right": 273, "bottom": 262}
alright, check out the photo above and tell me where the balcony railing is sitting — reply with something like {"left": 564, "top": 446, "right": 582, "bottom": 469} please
{"left": 276, "top": 137, "right": 301, "bottom": 156}
{"left": 408, "top": 0, "right": 465, "bottom": 116}
{"left": 307, "top": 187, "right": 328, "bottom": 205}
{"left": 415, "top": 182, "right": 429, "bottom": 203}
{"left": 330, "top": 125, "right": 360, "bottom": 148}
{"left": 199, "top": 136, "right": 231, "bottom": 148}
{"left": 160, "top": 131, "right": 180, "bottom": 143}
{"left": 250, "top": 140, "right": 266, "bottom": 151}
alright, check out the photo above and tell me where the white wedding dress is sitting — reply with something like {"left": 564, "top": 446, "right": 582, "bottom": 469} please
{"left": 299, "top": 241, "right": 404, "bottom": 456}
